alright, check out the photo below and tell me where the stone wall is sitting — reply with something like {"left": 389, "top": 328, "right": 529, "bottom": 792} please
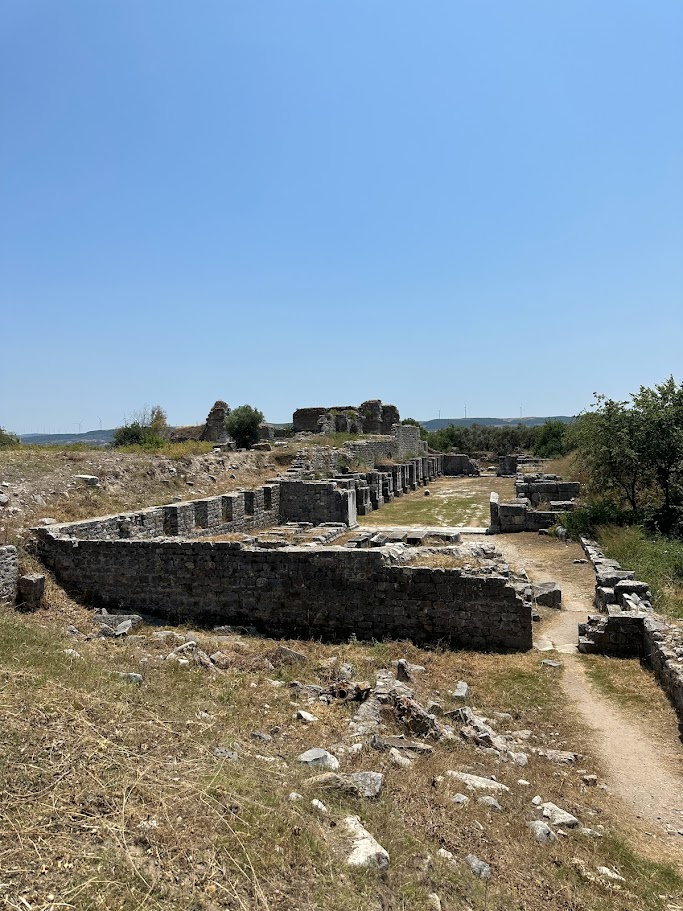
{"left": 515, "top": 474, "right": 580, "bottom": 507}
{"left": 488, "top": 493, "right": 556, "bottom": 533}
{"left": 36, "top": 533, "right": 531, "bottom": 650}
{"left": 279, "top": 480, "right": 357, "bottom": 526}
{"left": 0, "top": 545, "right": 18, "bottom": 604}
{"left": 292, "top": 400, "right": 400, "bottom": 435}
{"left": 443, "top": 454, "right": 480, "bottom": 476}
{"left": 578, "top": 536, "right": 683, "bottom": 726}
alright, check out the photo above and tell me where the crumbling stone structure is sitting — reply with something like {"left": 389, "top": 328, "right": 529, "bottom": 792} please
{"left": 488, "top": 471, "right": 581, "bottom": 533}
{"left": 36, "top": 533, "right": 531, "bottom": 650}
{"left": 442, "top": 454, "right": 480, "bottom": 476}
{"left": 201, "top": 400, "right": 231, "bottom": 443}
{"left": 578, "top": 537, "right": 683, "bottom": 725}
{"left": 292, "top": 400, "right": 400, "bottom": 435}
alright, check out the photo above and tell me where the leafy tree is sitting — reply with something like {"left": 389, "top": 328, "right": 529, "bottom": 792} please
{"left": 113, "top": 405, "right": 168, "bottom": 448}
{"left": 0, "top": 426, "right": 20, "bottom": 449}
{"left": 631, "top": 376, "right": 683, "bottom": 511}
{"left": 533, "top": 420, "right": 568, "bottom": 458}
{"left": 225, "top": 405, "right": 264, "bottom": 449}
{"left": 572, "top": 395, "right": 645, "bottom": 510}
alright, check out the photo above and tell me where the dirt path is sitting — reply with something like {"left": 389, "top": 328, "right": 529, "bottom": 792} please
{"left": 497, "top": 533, "right": 683, "bottom": 862}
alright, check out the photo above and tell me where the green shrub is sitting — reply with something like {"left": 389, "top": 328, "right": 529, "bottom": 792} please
{"left": 0, "top": 427, "right": 20, "bottom": 449}
{"left": 225, "top": 405, "right": 264, "bottom": 450}
{"left": 113, "top": 405, "right": 168, "bottom": 449}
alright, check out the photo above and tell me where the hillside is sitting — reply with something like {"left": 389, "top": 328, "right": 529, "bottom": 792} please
{"left": 420, "top": 416, "right": 575, "bottom": 431}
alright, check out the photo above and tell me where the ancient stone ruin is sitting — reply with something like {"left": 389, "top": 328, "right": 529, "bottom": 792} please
{"left": 489, "top": 471, "right": 581, "bottom": 533}
{"left": 201, "top": 400, "right": 231, "bottom": 442}
{"left": 292, "top": 400, "right": 400, "bottom": 435}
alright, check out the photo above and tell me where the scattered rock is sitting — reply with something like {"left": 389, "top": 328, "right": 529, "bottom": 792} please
{"left": 532, "top": 582, "right": 562, "bottom": 608}
{"left": 541, "top": 659, "right": 561, "bottom": 668}
{"left": 528, "top": 820, "right": 557, "bottom": 843}
{"left": 74, "top": 474, "right": 100, "bottom": 487}
{"left": 344, "top": 816, "right": 389, "bottom": 870}
{"left": 540, "top": 802, "right": 580, "bottom": 828}
{"left": 296, "top": 748, "right": 339, "bottom": 772}
{"left": 0, "top": 494, "right": 8, "bottom": 506}
{"left": 39, "top": 517, "right": 57, "bottom": 525}
{"left": 582, "top": 774, "right": 598, "bottom": 786}
{"left": 389, "top": 747, "right": 412, "bottom": 768}
{"left": 452, "top": 793, "right": 469, "bottom": 805}
{"left": 115, "top": 672, "right": 143, "bottom": 685}
{"left": 64, "top": 648, "right": 81, "bottom": 659}
{"left": 531, "top": 795, "right": 543, "bottom": 807}
{"left": 465, "top": 854, "right": 491, "bottom": 880}
{"left": 426, "top": 894, "right": 442, "bottom": 911}
{"left": 213, "top": 747, "right": 239, "bottom": 761}
{"left": 311, "top": 799, "right": 328, "bottom": 815}
{"left": 349, "top": 771, "right": 383, "bottom": 799}
{"left": 437, "top": 848, "right": 457, "bottom": 866}
{"left": 250, "top": 731, "right": 272, "bottom": 743}
{"left": 272, "top": 645, "right": 307, "bottom": 666}
{"left": 597, "top": 866, "right": 625, "bottom": 882}
{"left": 296, "top": 710, "right": 319, "bottom": 724}
{"left": 446, "top": 772, "right": 510, "bottom": 792}
{"left": 288, "top": 792, "right": 303, "bottom": 801}
{"left": 478, "top": 795, "right": 503, "bottom": 811}
{"left": 453, "top": 680, "right": 470, "bottom": 700}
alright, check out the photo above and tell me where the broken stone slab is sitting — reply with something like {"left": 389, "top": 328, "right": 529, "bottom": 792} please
{"left": 446, "top": 772, "right": 510, "bottom": 792}
{"left": 74, "top": 474, "right": 100, "bottom": 487}
{"left": 370, "top": 733, "right": 434, "bottom": 755}
{"left": 344, "top": 816, "right": 390, "bottom": 870}
{"left": 541, "top": 659, "right": 561, "bottom": 668}
{"left": 532, "top": 582, "right": 562, "bottom": 608}
{"left": 296, "top": 748, "right": 339, "bottom": 772}
{"left": 389, "top": 747, "right": 413, "bottom": 768}
{"left": 540, "top": 802, "right": 580, "bottom": 828}
{"left": 528, "top": 820, "right": 557, "bottom": 843}
{"left": 273, "top": 645, "right": 307, "bottom": 665}
{"left": 304, "top": 772, "right": 361, "bottom": 797}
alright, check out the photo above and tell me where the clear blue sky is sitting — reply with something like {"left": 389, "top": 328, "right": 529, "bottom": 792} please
{"left": 1, "top": 1, "right": 681, "bottom": 434}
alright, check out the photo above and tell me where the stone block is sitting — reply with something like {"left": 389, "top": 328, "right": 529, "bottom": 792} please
{"left": 18, "top": 573, "right": 45, "bottom": 611}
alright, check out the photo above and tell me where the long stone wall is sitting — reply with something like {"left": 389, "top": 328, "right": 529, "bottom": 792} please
{"left": 35, "top": 533, "right": 531, "bottom": 650}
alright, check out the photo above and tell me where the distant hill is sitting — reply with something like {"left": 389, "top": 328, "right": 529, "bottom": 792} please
{"left": 419, "top": 416, "right": 575, "bottom": 431}
{"left": 20, "top": 429, "right": 116, "bottom": 446}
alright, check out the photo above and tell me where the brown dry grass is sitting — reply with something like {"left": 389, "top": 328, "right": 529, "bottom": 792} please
{"left": 0, "top": 447, "right": 277, "bottom": 546}
{"left": 1, "top": 572, "right": 681, "bottom": 910}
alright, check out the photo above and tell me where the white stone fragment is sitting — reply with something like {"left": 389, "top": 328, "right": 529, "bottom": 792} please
{"left": 540, "top": 801, "right": 580, "bottom": 828}
{"left": 344, "top": 815, "right": 390, "bottom": 870}
{"left": 446, "top": 771, "right": 510, "bottom": 792}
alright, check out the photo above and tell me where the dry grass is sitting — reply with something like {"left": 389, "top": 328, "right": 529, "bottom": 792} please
{"left": 1, "top": 578, "right": 681, "bottom": 910}
{"left": 0, "top": 447, "right": 276, "bottom": 545}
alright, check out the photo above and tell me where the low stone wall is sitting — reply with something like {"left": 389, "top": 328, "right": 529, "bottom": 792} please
{"left": 578, "top": 536, "right": 683, "bottom": 726}
{"left": 35, "top": 533, "right": 531, "bottom": 650}
{"left": 279, "top": 480, "right": 357, "bottom": 526}
{"left": 488, "top": 493, "right": 556, "bottom": 533}
{"left": 0, "top": 545, "right": 18, "bottom": 603}
{"left": 515, "top": 474, "right": 580, "bottom": 507}
{"left": 443, "top": 454, "right": 480, "bottom": 476}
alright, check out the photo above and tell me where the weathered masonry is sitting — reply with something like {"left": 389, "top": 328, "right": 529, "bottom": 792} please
{"left": 32, "top": 449, "right": 532, "bottom": 651}
{"left": 35, "top": 536, "right": 531, "bottom": 650}
{"left": 488, "top": 471, "right": 581, "bottom": 533}
{"left": 578, "top": 536, "right": 683, "bottom": 725}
